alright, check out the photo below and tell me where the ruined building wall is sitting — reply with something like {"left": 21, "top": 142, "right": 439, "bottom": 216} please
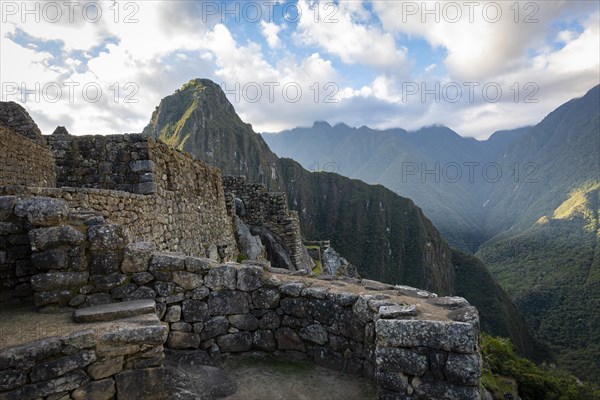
{"left": 38, "top": 133, "right": 237, "bottom": 259}
{"left": 0, "top": 102, "right": 43, "bottom": 141}
{"left": 0, "top": 127, "right": 56, "bottom": 188}
{"left": 222, "top": 176, "right": 307, "bottom": 270}
{"left": 0, "top": 194, "right": 483, "bottom": 399}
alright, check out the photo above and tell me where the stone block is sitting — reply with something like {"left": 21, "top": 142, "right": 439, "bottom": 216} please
{"left": 30, "top": 350, "right": 96, "bottom": 382}
{"left": 73, "top": 299, "right": 156, "bottom": 322}
{"left": 275, "top": 327, "right": 306, "bottom": 352}
{"left": 201, "top": 316, "right": 229, "bottom": 340}
{"left": 167, "top": 331, "right": 200, "bottom": 349}
{"left": 88, "top": 224, "right": 126, "bottom": 251}
{"left": 444, "top": 352, "right": 482, "bottom": 386}
{"left": 14, "top": 197, "right": 69, "bottom": 227}
{"left": 208, "top": 291, "right": 249, "bottom": 315}
{"left": 236, "top": 265, "right": 263, "bottom": 291}
{"left": 114, "top": 368, "right": 165, "bottom": 400}
{"left": 204, "top": 265, "right": 236, "bottom": 290}
{"left": 121, "top": 242, "right": 156, "bottom": 273}
{"left": 87, "top": 356, "right": 124, "bottom": 380}
{"left": 375, "top": 346, "right": 428, "bottom": 377}
{"left": 30, "top": 272, "right": 88, "bottom": 291}
{"left": 149, "top": 253, "right": 185, "bottom": 272}
{"left": 252, "top": 288, "right": 280, "bottom": 309}
{"left": 182, "top": 299, "right": 210, "bottom": 322}
{"left": 29, "top": 225, "right": 85, "bottom": 251}
{"left": 217, "top": 332, "right": 252, "bottom": 353}
{"left": 71, "top": 378, "right": 116, "bottom": 400}
{"left": 172, "top": 271, "right": 203, "bottom": 290}
{"left": 228, "top": 314, "right": 258, "bottom": 331}
{"left": 300, "top": 324, "right": 328, "bottom": 345}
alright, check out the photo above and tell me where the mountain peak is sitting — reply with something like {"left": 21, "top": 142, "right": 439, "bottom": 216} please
{"left": 312, "top": 121, "right": 332, "bottom": 129}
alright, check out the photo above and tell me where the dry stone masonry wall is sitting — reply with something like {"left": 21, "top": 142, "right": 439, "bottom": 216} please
{"left": 0, "top": 314, "right": 167, "bottom": 400}
{"left": 0, "top": 195, "right": 483, "bottom": 399}
{"left": 0, "top": 102, "right": 43, "bottom": 142}
{"left": 223, "top": 176, "right": 309, "bottom": 271}
{"left": 0, "top": 127, "right": 56, "bottom": 188}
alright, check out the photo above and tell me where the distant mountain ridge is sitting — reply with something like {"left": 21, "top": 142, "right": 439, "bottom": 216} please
{"left": 262, "top": 85, "right": 600, "bottom": 381}
{"left": 143, "top": 78, "right": 542, "bottom": 360}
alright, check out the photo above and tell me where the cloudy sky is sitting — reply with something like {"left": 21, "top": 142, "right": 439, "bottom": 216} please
{"left": 1, "top": 0, "right": 598, "bottom": 138}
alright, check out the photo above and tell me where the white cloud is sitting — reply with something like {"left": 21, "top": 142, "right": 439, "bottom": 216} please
{"left": 294, "top": 0, "right": 407, "bottom": 68}
{"left": 260, "top": 21, "right": 282, "bottom": 49}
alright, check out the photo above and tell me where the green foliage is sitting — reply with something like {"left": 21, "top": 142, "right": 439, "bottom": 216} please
{"left": 312, "top": 260, "right": 323, "bottom": 275}
{"left": 481, "top": 334, "right": 600, "bottom": 400}
{"left": 236, "top": 252, "right": 248, "bottom": 263}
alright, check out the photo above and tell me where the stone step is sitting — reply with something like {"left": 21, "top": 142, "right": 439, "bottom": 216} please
{"left": 73, "top": 299, "right": 156, "bottom": 323}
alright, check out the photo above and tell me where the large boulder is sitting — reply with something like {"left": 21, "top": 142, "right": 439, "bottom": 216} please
{"left": 233, "top": 216, "right": 265, "bottom": 261}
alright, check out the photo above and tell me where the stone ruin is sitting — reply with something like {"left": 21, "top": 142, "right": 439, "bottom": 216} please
{"left": 0, "top": 102, "right": 483, "bottom": 399}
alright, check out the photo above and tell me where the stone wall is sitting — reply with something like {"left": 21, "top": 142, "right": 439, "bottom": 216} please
{"left": 0, "top": 102, "right": 43, "bottom": 141}
{"left": 3, "top": 130, "right": 238, "bottom": 260}
{"left": 223, "top": 176, "right": 308, "bottom": 271}
{"left": 0, "top": 194, "right": 483, "bottom": 399}
{"left": 0, "top": 315, "right": 167, "bottom": 400}
{"left": 0, "top": 127, "right": 56, "bottom": 188}
{"left": 45, "top": 133, "right": 155, "bottom": 194}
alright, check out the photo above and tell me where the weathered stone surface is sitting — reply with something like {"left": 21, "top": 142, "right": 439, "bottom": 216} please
{"left": 236, "top": 265, "right": 263, "bottom": 291}
{"left": 300, "top": 324, "right": 328, "bottom": 345}
{"left": 275, "top": 327, "right": 306, "bottom": 352}
{"left": 153, "top": 281, "right": 175, "bottom": 296}
{"left": 14, "top": 197, "right": 68, "bottom": 226}
{"left": 375, "top": 347, "right": 428, "bottom": 377}
{"left": 87, "top": 356, "right": 124, "bottom": 380}
{"left": 250, "top": 331, "right": 275, "bottom": 352}
{"left": 88, "top": 224, "right": 125, "bottom": 251}
{"left": 208, "top": 291, "right": 249, "bottom": 315}
{"left": 149, "top": 253, "right": 186, "bottom": 272}
{"left": 257, "top": 311, "right": 281, "bottom": 330}
{"left": 379, "top": 304, "right": 418, "bottom": 319}
{"left": 233, "top": 216, "right": 265, "bottom": 261}
{"left": 30, "top": 272, "right": 88, "bottom": 291}
{"left": 90, "top": 252, "right": 120, "bottom": 276}
{"left": 121, "top": 242, "right": 156, "bottom": 273}
{"left": 71, "top": 378, "right": 116, "bottom": 400}
{"left": 167, "top": 331, "right": 200, "bottom": 349}
{"left": 279, "top": 282, "right": 305, "bottom": 297}
{"left": 132, "top": 271, "right": 154, "bottom": 285}
{"left": 31, "top": 249, "right": 69, "bottom": 271}
{"left": 352, "top": 295, "right": 376, "bottom": 323}
{"left": 0, "top": 369, "right": 26, "bottom": 391}
{"left": 171, "top": 322, "right": 192, "bottom": 332}
{"left": 114, "top": 368, "right": 165, "bottom": 400}
{"left": 93, "top": 274, "right": 128, "bottom": 292}
{"left": 165, "top": 305, "right": 181, "bottom": 322}
{"left": 182, "top": 299, "right": 210, "bottom": 322}
{"left": 217, "top": 332, "right": 252, "bottom": 353}
{"left": 33, "top": 290, "right": 73, "bottom": 307}
{"left": 306, "top": 298, "right": 336, "bottom": 325}
{"left": 188, "top": 286, "right": 210, "bottom": 300}
{"left": 99, "top": 321, "right": 167, "bottom": 346}
{"left": 172, "top": 271, "right": 203, "bottom": 290}
{"left": 30, "top": 350, "right": 95, "bottom": 382}
{"left": 62, "top": 330, "right": 96, "bottom": 350}
{"left": 376, "top": 319, "right": 479, "bottom": 353}
{"left": 73, "top": 299, "right": 156, "bottom": 322}
{"left": 29, "top": 225, "right": 84, "bottom": 251}
{"left": 426, "top": 296, "right": 470, "bottom": 310}
{"left": 302, "top": 286, "right": 328, "bottom": 299}
{"left": 204, "top": 265, "right": 237, "bottom": 290}
{"left": 444, "top": 352, "right": 482, "bottom": 386}
{"left": 228, "top": 314, "right": 258, "bottom": 331}
{"left": 327, "top": 291, "right": 359, "bottom": 306}
{"left": 252, "top": 287, "right": 280, "bottom": 309}
{"left": 280, "top": 297, "right": 307, "bottom": 318}
{"left": 201, "top": 316, "right": 229, "bottom": 340}
{"left": 84, "top": 293, "right": 113, "bottom": 307}
{"left": 0, "top": 369, "right": 89, "bottom": 400}
{"left": 185, "top": 257, "right": 216, "bottom": 272}
{"left": 124, "top": 286, "right": 157, "bottom": 301}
